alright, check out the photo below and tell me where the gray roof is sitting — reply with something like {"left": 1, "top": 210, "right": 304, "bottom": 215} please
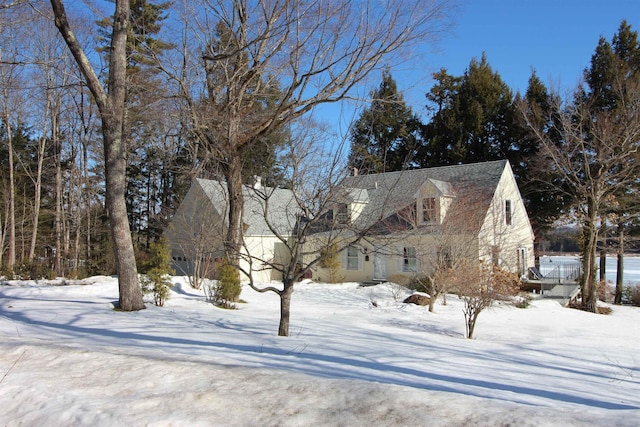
{"left": 192, "top": 160, "right": 508, "bottom": 237}
{"left": 196, "top": 179, "right": 300, "bottom": 236}
{"left": 339, "top": 160, "right": 508, "bottom": 229}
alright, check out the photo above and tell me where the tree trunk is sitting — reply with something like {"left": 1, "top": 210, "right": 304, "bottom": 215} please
{"left": 428, "top": 279, "right": 438, "bottom": 313}
{"left": 224, "top": 152, "right": 244, "bottom": 263}
{"left": 278, "top": 283, "right": 294, "bottom": 337}
{"left": 55, "top": 126, "right": 63, "bottom": 275}
{"left": 29, "top": 136, "right": 46, "bottom": 261}
{"left": 103, "top": 114, "right": 144, "bottom": 310}
{"left": 581, "top": 204, "right": 599, "bottom": 312}
{"left": 599, "top": 248, "right": 607, "bottom": 282}
{"left": 50, "top": 0, "right": 144, "bottom": 311}
{"left": 615, "top": 223, "right": 624, "bottom": 304}
{"left": 2, "top": 96, "right": 16, "bottom": 270}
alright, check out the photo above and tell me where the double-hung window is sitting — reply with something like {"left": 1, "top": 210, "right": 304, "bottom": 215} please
{"left": 403, "top": 247, "right": 418, "bottom": 272}
{"left": 423, "top": 197, "right": 436, "bottom": 223}
{"left": 346, "top": 246, "right": 359, "bottom": 270}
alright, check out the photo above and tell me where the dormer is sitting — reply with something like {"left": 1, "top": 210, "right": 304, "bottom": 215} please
{"left": 324, "top": 188, "right": 369, "bottom": 226}
{"left": 418, "top": 178, "right": 454, "bottom": 225}
{"left": 345, "top": 188, "right": 369, "bottom": 223}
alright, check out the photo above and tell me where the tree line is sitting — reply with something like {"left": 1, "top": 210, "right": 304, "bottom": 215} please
{"left": 0, "top": 1, "right": 638, "bottom": 314}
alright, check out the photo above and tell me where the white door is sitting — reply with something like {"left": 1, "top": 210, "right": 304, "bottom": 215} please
{"left": 373, "top": 252, "right": 387, "bottom": 280}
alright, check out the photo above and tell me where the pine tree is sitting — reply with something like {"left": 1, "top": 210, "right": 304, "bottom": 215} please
{"left": 517, "top": 71, "right": 569, "bottom": 232}
{"left": 420, "top": 68, "right": 461, "bottom": 166}
{"left": 140, "top": 236, "right": 174, "bottom": 307}
{"left": 348, "top": 69, "right": 423, "bottom": 174}
{"left": 421, "top": 53, "right": 519, "bottom": 167}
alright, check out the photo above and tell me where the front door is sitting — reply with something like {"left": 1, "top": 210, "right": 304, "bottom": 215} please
{"left": 373, "top": 251, "right": 387, "bottom": 280}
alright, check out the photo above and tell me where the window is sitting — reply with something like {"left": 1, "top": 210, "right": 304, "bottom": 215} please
{"left": 336, "top": 203, "right": 349, "bottom": 224}
{"left": 422, "top": 197, "right": 436, "bottom": 223}
{"left": 403, "top": 247, "right": 418, "bottom": 272}
{"left": 505, "top": 200, "right": 512, "bottom": 225}
{"left": 346, "top": 246, "right": 359, "bottom": 270}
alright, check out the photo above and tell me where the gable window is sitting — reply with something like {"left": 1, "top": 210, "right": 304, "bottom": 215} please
{"left": 422, "top": 197, "right": 436, "bottom": 223}
{"left": 403, "top": 247, "right": 418, "bottom": 272}
{"left": 505, "top": 200, "right": 512, "bottom": 225}
{"left": 346, "top": 246, "right": 359, "bottom": 270}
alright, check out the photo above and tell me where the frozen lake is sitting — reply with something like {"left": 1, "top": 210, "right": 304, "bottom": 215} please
{"left": 541, "top": 255, "right": 640, "bottom": 284}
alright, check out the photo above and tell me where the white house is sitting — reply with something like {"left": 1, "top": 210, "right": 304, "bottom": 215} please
{"left": 165, "top": 177, "right": 301, "bottom": 283}
{"left": 166, "top": 160, "right": 535, "bottom": 284}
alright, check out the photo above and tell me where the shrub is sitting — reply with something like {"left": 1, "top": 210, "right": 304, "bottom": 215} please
{"left": 514, "top": 292, "right": 532, "bottom": 309}
{"left": 319, "top": 242, "right": 344, "bottom": 283}
{"left": 141, "top": 273, "right": 172, "bottom": 307}
{"left": 624, "top": 284, "right": 640, "bottom": 306}
{"left": 409, "top": 275, "right": 432, "bottom": 295}
{"left": 13, "top": 261, "right": 55, "bottom": 281}
{"left": 140, "top": 238, "right": 174, "bottom": 307}
{"left": 597, "top": 280, "right": 614, "bottom": 302}
{"left": 208, "top": 263, "right": 241, "bottom": 309}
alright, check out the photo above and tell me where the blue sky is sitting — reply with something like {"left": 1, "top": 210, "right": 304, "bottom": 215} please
{"left": 390, "top": 0, "right": 640, "bottom": 115}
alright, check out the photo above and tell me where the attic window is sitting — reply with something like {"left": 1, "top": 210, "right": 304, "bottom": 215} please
{"left": 505, "top": 200, "right": 512, "bottom": 226}
{"left": 422, "top": 197, "right": 437, "bottom": 223}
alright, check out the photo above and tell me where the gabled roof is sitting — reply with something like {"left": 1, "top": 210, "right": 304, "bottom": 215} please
{"left": 339, "top": 160, "right": 508, "bottom": 229}
{"left": 196, "top": 178, "right": 300, "bottom": 237}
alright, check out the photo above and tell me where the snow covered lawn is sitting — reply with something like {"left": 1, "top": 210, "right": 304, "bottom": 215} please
{"left": 0, "top": 277, "right": 638, "bottom": 426}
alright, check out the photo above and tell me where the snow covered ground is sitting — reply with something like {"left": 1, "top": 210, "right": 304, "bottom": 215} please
{"left": 0, "top": 272, "right": 639, "bottom": 426}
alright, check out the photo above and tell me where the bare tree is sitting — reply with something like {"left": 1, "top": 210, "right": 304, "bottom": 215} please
{"left": 0, "top": 3, "right": 35, "bottom": 270}
{"left": 49, "top": 0, "right": 144, "bottom": 310}
{"left": 450, "top": 259, "right": 520, "bottom": 339}
{"left": 522, "top": 80, "right": 640, "bottom": 312}
{"left": 161, "top": 0, "right": 455, "bottom": 267}
{"left": 235, "top": 122, "right": 391, "bottom": 336}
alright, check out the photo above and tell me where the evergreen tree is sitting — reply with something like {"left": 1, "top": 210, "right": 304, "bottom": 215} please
{"left": 421, "top": 53, "right": 520, "bottom": 167}
{"left": 517, "top": 71, "right": 569, "bottom": 233}
{"left": 140, "top": 236, "right": 174, "bottom": 307}
{"left": 420, "top": 68, "right": 461, "bottom": 165}
{"left": 348, "top": 69, "right": 423, "bottom": 174}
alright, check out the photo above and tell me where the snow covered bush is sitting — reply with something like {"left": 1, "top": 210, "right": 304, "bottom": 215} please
{"left": 513, "top": 292, "right": 532, "bottom": 309}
